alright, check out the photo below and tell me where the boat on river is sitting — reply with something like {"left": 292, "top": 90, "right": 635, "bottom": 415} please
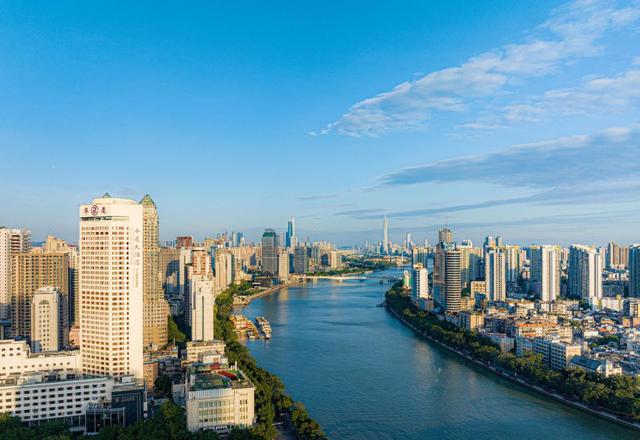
{"left": 256, "top": 316, "right": 272, "bottom": 339}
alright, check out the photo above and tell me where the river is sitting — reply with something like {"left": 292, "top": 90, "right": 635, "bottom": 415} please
{"left": 238, "top": 269, "right": 639, "bottom": 439}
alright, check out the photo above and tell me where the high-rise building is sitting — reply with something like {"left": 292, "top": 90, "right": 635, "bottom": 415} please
{"left": 293, "top": 245, "right": 308, "bottom": 275}
{"left": 79, "top": 195, "right": 144, "bottom": 379}
{"left": 214, "top": 251, "right": 234, "bottom": 291}
{"left": 485, "top": 251, "right": 506, "bottom": 302}
{"left": 382, "top": 215, "right": 389, "bottom": 255}
{"left": 176, "top": 236, "right": 194, "bottom": 249}
{"left": 261, "top": 230, "right": 278, "bottom": 275}
{"left": 285, "top": 217, "right": 296, "bottom": 249}
{"left": 503, "top": 245, "right": 520, "bottom": 283}
{"left": 438, "top": 228, "right": 453, "bottom": 245}
{"left": 190, "top": 275, "right": 215, "bottom": 342}
{"left": 444, "top": 248, "right": 461, "bottom": 313}
{"left": 278, "top": 251, "right": 290, "bottom": 282}
{"left": 607, "top": 242, "right": 629, "bottom": 269}
{"left": 0, "top": 228, "right": 31, "bottom": 319}
{"left": 459, "top": 244, "right": 482, "bottom": 287}
{"left": 10, "top": 250, "right": 68, "bottom": 341}
{"left": 140, "top": 195, "right": 169, "bottom": 349}
{"left": 530, "top": 245, "right": 560, "bottom": 302}
{"left": 67, "top": 246, "right": 80, "bottom": 326}
{"left": 31, "top": 286, "right": 66, "bottom": 352}
{"left": 568, "top": 245, "right": 603, "bottom": 302}
{"left": 630, "top": 245, "right": 640, "bottom": 298}
{"left": 160, "top": 246, "right": 180, "bottom": 296}
{"left": 411, "top": 264, "right": 429, "bottom": 303}
{"left": 411, "top": 247, "right": 430, "bottom": 269}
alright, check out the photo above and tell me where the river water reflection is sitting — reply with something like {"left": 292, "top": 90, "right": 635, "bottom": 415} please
{"left": 239, "top": 270, "right": 638, "bottom": 439}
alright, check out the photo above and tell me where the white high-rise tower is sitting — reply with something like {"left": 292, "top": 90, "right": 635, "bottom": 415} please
{"left": 382, "top": 215, "right": 389, "bottom": 255}
{"left": 79, "top": 194, "right": 144, "bottom": 379}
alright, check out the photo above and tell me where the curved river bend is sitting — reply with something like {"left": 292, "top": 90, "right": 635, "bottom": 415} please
{"left": 239, "top": 270, "right": 638, "bottom": 440}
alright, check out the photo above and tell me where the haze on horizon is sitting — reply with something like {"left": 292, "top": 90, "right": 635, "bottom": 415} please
{"left": 1, "top": 0, "right": 639, "bottom": 246}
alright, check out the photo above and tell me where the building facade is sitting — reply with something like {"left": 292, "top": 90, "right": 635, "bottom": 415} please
{"left": 79, "top": 195, "right": 144, "bottom": 379}
{"left": 31, "top": 286, "right": 66, "bottom": 352}
{"left": 140, "top": 194, "right": 169, "bottom": 349}
{"left": 0, "top": 228, "right": 31, "bottom": 319}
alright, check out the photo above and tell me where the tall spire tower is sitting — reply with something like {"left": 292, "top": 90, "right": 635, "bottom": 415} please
{"left": 382, "top": 214, "right": 389, "bottom": 255}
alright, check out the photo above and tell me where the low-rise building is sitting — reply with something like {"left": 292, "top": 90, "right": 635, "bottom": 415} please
{"left": 532, "top": 338, "right": 582, "bottom": 371}
{"left": 459, "top": 311, "right": 484, "bottom": 331}
{"left": 185, "top": 362, "right": 255, "bottom": 433}
{"left": 0, "top": 372, "right": 112, "bottom": 431}
{"left": 186, "top": 340, "right": 226, "bottom": 364}
{"left": 0, "top": 340, "right": 80, "bottom": 379}
{"left": 570, "top": 355, "right": 622, "bottom": 377}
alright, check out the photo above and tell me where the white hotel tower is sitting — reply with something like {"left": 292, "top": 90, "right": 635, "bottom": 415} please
{"left": 79, "top": 194, "right": 144, "bottom": 379}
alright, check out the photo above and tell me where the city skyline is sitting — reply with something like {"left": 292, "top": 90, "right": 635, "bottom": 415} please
{"left": 1, "top": 0, "right": 640, "bottom": 245}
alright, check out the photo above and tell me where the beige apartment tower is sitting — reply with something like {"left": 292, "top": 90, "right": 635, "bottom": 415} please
{"left": 31, "top": 286, "right": 66, "bottom": 352}
{"left": 10, "top": 250, "right": 68, "bottom": 340}
{"left": 79, "top": 195, "right": 144, "bottom": 379}
{"left": 140, "top": 194, "right": 169, "bottom": 348}
{"left": 0, "top": 228, "right": 31, "bottom": 319}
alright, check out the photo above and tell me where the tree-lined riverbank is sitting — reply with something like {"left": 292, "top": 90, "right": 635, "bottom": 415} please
{"left": 385, "top": 283, "right": 640, "bottom": 431}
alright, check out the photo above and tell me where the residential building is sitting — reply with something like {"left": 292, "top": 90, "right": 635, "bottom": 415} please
{"left": 140, "top": 194, "right": 169, "bottom": 349}
{"left": 0, "top": 227, "right": 31, "bottom": 319}
{"left": 411, "top": 264, "right": 429, "bottom": 304}
{"left": 530, "top": 245, "right": 560, "bottom": 302}
{"left": 568, "top": 245, "right": 603, "bottom": 302}
{"left": 278, "top": 251, "right": 289, "bottom": 282}
{"left": 10, "top": 250, "right": 68, "bottom": 341}
{"left": 444, "top": 248, "right": 461, "bottom": 313}
{"left": 485, "top": 250, "right": 506, "bottom": 302}
{"left": 630, "top": 245, "right": 640, "bottom": 298}
{"left": 459, "top": 311, "right": 484, "bottom": 331}
{"left": 190, "top": 275, "right": 215, "bottom": 342}
{"left": 31, "top": 286, "right": 66, "bottom": 352}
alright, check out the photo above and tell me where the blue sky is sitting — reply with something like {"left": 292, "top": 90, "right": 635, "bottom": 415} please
{"left": 1, "top": 0, "right": 639, "bottom": 246}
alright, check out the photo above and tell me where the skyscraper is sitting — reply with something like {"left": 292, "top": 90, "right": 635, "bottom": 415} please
{"left": 607, "top": 242, "right": 629, "bottom": 269}
{"left": 382, "top": 215, "right": 389, "bottom": 255}
{"left": 411, "top": 264, "right": 429, "bottom": 304}
{"left": 438, "top": 228, "right": 453, "bottom": 245}
{"left": 0, "top": 228, "right": 31, "bottom": 319}
{"left": 140, "top": 194, "right": 169, "bottom": 349}
{"left": 568, "top": 245, "right": 603, "bottom": 302}
{"left": 31, "top": 286, "right": 66, "bottom": 352}
{"left": 261, "top": 229, "right": 278, "bottom": 275}
{"left": 190, "top": 275, "right": 215, "bottom": 342}
{"left": 485, "top": 250, "right": 506, "bottom": 302}
{"left": 503, "top": 245, "right": 521, "bottom": 284}
{"left": 630, "top": 245, "right": 640, "bottom": 297}
{"left": 444, "top": 248, "right": 461, "bottom": 313}
{"left": 10, "top": 250, "right": 68, "bottom": 340}
{"left": 278, "top": 251, "right": 290, "bottom": 282}
{"left": 293, "top": 245, "right": 308, "bottom": 275}
{"left": 286, "top": 217, "right": 296, "bottom": 249}
{"left": 530, "top": 245, "right": 560, "bottom": 302}
{"left": 214, "top": 250, "right": 234, "bottom": 291}
{"left": 79, "top": 195, "right": 144, "bottom": 379}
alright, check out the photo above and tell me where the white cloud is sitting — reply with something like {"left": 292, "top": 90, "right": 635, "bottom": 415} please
{"left": 317, "top": 0, "right": 640, "bottom": 137}
{"left": 473, "top": 67, "right": 640, "bottom": 124}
